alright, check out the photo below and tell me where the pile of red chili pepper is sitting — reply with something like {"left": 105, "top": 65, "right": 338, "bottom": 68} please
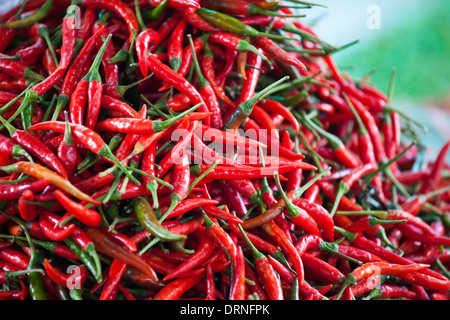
{"left": 0, "top": 0, "right": 449, "bottom": 301}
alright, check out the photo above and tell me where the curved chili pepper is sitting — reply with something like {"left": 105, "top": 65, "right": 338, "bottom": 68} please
{"left": 6, "top": 30, "right": 46, "bottom": 62}
{"left": 317, "top": 179, "right": 364, "bottom": 213}
{"left": 208, "top": 32, "right": 268, "bottom": 65}
{"left": 136, "top": 28, "right": 160, "bottom": 78}
{"left": 303, "top": 253, "right": 344, "bottom": 284}
{"left": 38, "top": 210, "right": 76, "bottom": 241}
{"left": 196, "top": 123, "right": 267, "bottom": 150}
{"left": 255, "top": 36, "right": 307, "bottom": 72}
{"left": 25, "top": 5, "right": 77, "bottom": 101}
{"left": 327, "top": 162, "right": 377, "bottom": 217}
{"left": 273, "top": 177, "right": 321, "bottom": 236}
{"left": 146, "top": 54, "right": 207, "bottom": 112}
{"left": 259, "top": 99, "right": 300, "bottom": 133}
{"left": 44, "top": 259, "right": 88, "bottom": 289}
{"left": 0, "top": 133, "right": 36, "bottom": 165}
{"left": 54, "top": 190, "right": 101, "bottom": 227}
{"left": 176, "top": 7, "right": 221, "bottom": 33}
{"left": 101, "top": 95, "right": 141, "bottom": 119}
{"left": 82, "top": 0, "right": 139, "bottom": 43}
{"left": 133, "top": 196, "right": 186, "bottom": 242}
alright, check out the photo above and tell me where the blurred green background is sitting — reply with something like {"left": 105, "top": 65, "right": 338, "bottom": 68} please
{"left": 301, "top": 0, "right": 450, "bottom": 158}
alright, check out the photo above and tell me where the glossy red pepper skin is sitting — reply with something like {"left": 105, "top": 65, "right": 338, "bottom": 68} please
{"left": 54, "top": 190, "right": 101, "bottom": 227}
{"left": 99, "top": 259, "right": 127, "bottom": 300}
{"left": 82, "top": 0, "right": 139, "bottom": 43}
{"left": 262, "top": 221, "right": 304, "bottom": 285}
{"left": 136, "top": 28, "right": 161, "bottom": 78}
{"left": 18, "top": 189, "right": 38, "bottom": 222}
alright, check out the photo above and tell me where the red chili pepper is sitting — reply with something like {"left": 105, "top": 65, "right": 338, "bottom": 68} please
{"left": 153, "top": 273, "right": 203, "bottom": 300}
{"left": 160, "top": 153, "right": 191, "bottom": 221}
{"left": 336, "top": 226, "right": 450, "bottom": 293}
{"left": 0, "top": 54, "right": 41, "bottom": 80}
{"left": 56, "top": 24, "right": 105, "bottom": 113}
{"left": 44, "top": 259, "right": 88, "bottom": 289}
{"left": 54, "top": 190, "right": 101, "bottom": 227}
{"left": 99, "top": 259, "right": 127, "bottom": 300}
{"left": 17, "top": 189, "right": 38, "bottom": 222}
{"left": 146, "top": 54, "right": 207, "bottom": 113}
{"left": 191, "top": 134, "right": 236, "bottom": 166}
{"left": 30, "top": 8, "right": 77, "bottom": 97}
{"left": 196, "top": 123, "right": 267, "bottom": 150}
{"left": 86, "top": 34, "right": 112, "bottom": 129}
{"left": 0, "top": 116, "right": 68, "bottom": 178}
{"left": 346, "top": 94, "right": 387, "bottom": 163}
{"left": 201, "top": 40, "right": 234, "bottom": 106}
{"left": 226, "top": 245, "right": 245, "bottom": 300}
{"left": 159, "top": 198, "right": 218, "bottom": 220}
{"left": 255, "top": 36, "right": 307, "bottom": 72}
{"left": 136, "top": 28, "right": 160, "bottom": 78}
{"left": 164, "top": 230, "right": 212, "bottom": 276}
{"left": 236, "top": 224, "right": 283, "bottom": 300}
{"left": 317, "top": 179, "right": 364, "bottom": 213}
{"left": 156, "top": 121, "right": 197, "bottom": 178}
{"left": 0, "top": 178, "right": 49, "bottom": 203}
{"left": 28, "top": 121, "right": 139, "bottom": 185}
{"left": 82, "top": 0, "right": 139, "bottom": 43}
{"left": 262, "top": 220, "right": 304, "bottom": 285}
{"left": 419, "top": 140, "right": 450, "bottom": 194}
{"left": 167, "top": 19, "right": 186, "bottom": 72}
{"left": 39, "top": 210, "right": 77, "bottom": 241}
{"left": 57, "top": 116, "right": 78, "bottom": 178}
{"left": 397, "top": 223, "right": 450, "bottom": 247}
{"left": 0, "top": 248, "right": 30, "bottom": 270}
